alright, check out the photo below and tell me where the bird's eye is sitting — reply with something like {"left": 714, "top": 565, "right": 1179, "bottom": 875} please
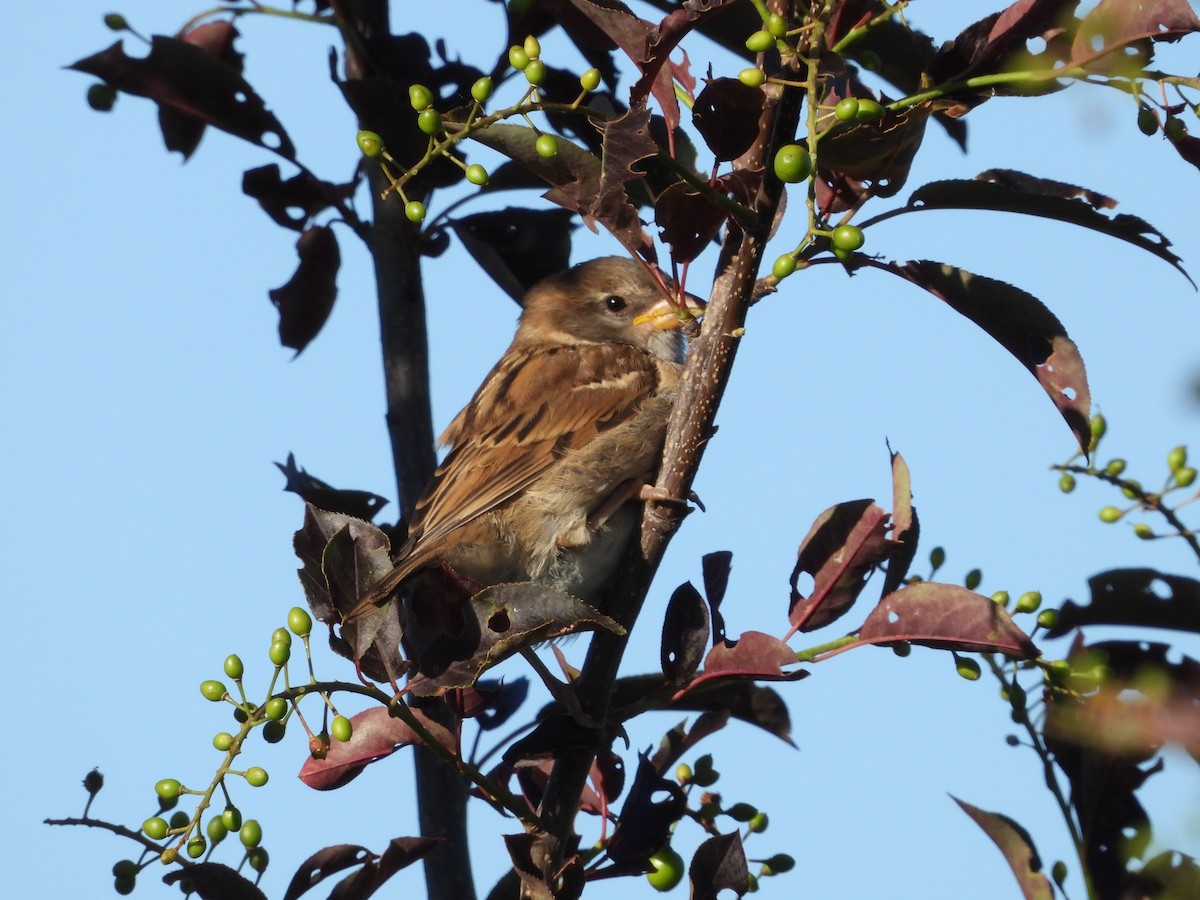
{"left": 604, "top": 294, "right": 627, "bottom": 312}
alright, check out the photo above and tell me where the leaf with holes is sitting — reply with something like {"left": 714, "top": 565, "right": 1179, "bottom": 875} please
{"left": 689, "top": 831, "right": 750, "bottom": 900}
{"left": 1072, "top": 0, "right": 1200, "bottom": 75}
{"left": 692, "top": 78, "right": 764, "bottom": 162}
{"left": 1047, "top": 568, "right": 1200, "bottom": 638}
{"left": 662, "top": 582, "right": 710, "bottom": 684}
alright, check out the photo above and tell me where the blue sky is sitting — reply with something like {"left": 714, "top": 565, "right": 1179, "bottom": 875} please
{"left": 6, "top": 2, "right": 1200, "bottom": 898}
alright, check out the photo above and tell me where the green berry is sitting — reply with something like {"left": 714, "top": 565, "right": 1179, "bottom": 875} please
{"left": 857, "top": 50, "right": 881, "bottom": 71}
{"left": 1175, "top": 466, "right": 1196, "bottom": 487}
{"left": 738, "top": 68, "right": 766, "bottom": 88}
{"left": 169, "top": 811, "right": 189, "bottom": 830}
{"left": 200, "top": 680, "right": 226, "bottom": 702}
{"left": 1059, "top": 473, "right": 1076, "bottom": 493}
{"left": 964, "top": 568, "right": 982, "bottom": 590}
{"left": 675, "top": 763, "right": 692, "bottom": 784}
{"left": 155, "top": 778, "right": 182, "bottom": 801}
{"left": 288, "top": 607, "right": 313, "bottom": 636}
{"left": 83, "top": 768, "right": 104, "bottom": 794}
{"left": 186, "top": 837, "right": 206, "bottom": 859}
{"left": 1137, "top": 107, "right": 1158, "bottom": 135}
{"left": 833, "top": 246, "right": 854, "bottom": 262}
{"left": 535, "top": 134, "right": 559, "bottom": 158}
{"left": 1052, "top": 861, "right": 1068, "bottom": 885}
{"left": 834, "top": 97, "right": 859, "bottom": 121}
{"left": 1037, "top": 609, "right": 1059, "bottom": 629}
{"left": 891, "top": 641, "right": 911, "bottom": 657}
{"left": 772, "top": 144, "right": 812, "bottom": 183}
{"left": 240, "top": 820, "right": 263, "bottom": 849}
{"left": 466, "top": 164, "right": 489, "bottom": 186}
{"left": 580, "top": 68, "right": 601, "bottom": 92}
{"left": 471, "top": 76, "right": 494, "bottom": 103}
{"left": 269, "top": 640, "right": 290, "bottom": 667}
{"left": 991, "top": 591, "right": 1010, "bottom": 607}
{"left": 1134, "top": 523, "right": 1154, "bottom": 539}
{"left": 331, "top": 715, "right": 353, "bottom": 742}
{"left": 87, "top": 83, "right": 117, "bottom": 112}
{"left": 508, "top": 46, "right": 530, "bottom": 71}
{"left": 831, "top": 224, "right": 865, "bottom": 252}
{"left": 143, "top": 817, "right": 169, "bottom": 840}
{"left": 213, "top": 732, "right": 234, "bottom": 751}
{"left": 405, "top": 200, "right": 427, "bottom": 223}
{"left": 1168, "top": 445, "right": 1187, "bottom": 472}
{"left": 1089, "top": 413, "right": 1107, "bottom": 443}
{"left": 221, "top": 807, "right": 242, "bottom": 832}
{"left": 726, "top": 802, "right": 758, "bottom": 822}
{"left": 1105, "top": 458, "right": 1126, "bottom": 476}
{"left": 223, "top": 654, "right": 244, "bottom": 680}
{"left": 417, "top": 108, "right": 442, "bottom": 135}
{"left": 747, "top": 873, "right": 760, "bottom": 892}
{"left": 248, "top": 847, "right": 270, "bottom": 873}
{"left": 1099, "top": 506, "right": 1123, "bottom": 523}
{"left": 356, "top": 130, "right": 383, "bottom": 158}
{"left": 748, "top": 811, "right": 769, "bottom": 833}
{"left": 855, "top": 98, "right": 885, "bottom": 120}
{"left": 1165, "top": 117, "right": 1187, "bottom": 142}
{"left": 408, "top": 84, "right": 434, "bottom": 110}
{"left": 766, "top": 14, "right": 787, "bottom": 37}
{"left": 691, "top": 753, "right": 718, "bottom": 786}
{"left": 762, "top": 853, "right": 795, "bottom": 875}
{"left": 271, "top": 627, "right": 291, "bottom": 646}
{"left": 206, "top": 817, "right": 228, "bottom": 844}
{"left": 263, "top": 720, "right": 286, "bottom": 743}
{"left": 264, "top": 697, "right": 288, "bottom": 721}
{"left": 523, "top": 34, "right": 541, "bottom": 58}
{"left": 245, "top": 767, "right": 269, "bottom": 788}
{"left": 646, "top": 847, "right": 685, "bottom": 892}
{"left": 112, "top": 860, "right": 138, "bottom": 879}
{"left": 104, "top": 13, "right": 129, "bottom": 30}
{"left": 956, "top": 657, "right": 982, "bottom": 681}
{"left": 1121, "top": 479, "right": 1142, "bottom": 500}
{"left": 1015, "top": 591, "right": 1042, "bottom": 614}
{"left": 114, "top": 876, "right": 136, "bottom": 896}
{"left": 159, "top": 848, "right": 177, "bottom": 865}
{"left": 928, "top": 546, "right": 945, "bottom": 569}
{"left": 745, "top": 30, "right": 774, "bottom": 53}
{"left": 772, "top": 254, "right": 797, "bottom": 279}
{"left": 524, "top": 59, "right": 546, "bottom": 86}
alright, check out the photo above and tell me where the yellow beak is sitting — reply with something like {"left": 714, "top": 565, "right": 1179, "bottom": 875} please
{"left": 632, "top": 292, "right": 706, "bottom": 330}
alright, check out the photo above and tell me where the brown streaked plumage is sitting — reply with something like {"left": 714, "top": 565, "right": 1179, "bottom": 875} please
{"left": 345, "top": 256, "right": 703, "bottom": 623}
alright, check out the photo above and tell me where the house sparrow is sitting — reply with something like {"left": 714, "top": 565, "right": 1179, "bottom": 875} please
{"left": 345, "top": 256, "right": 703, "bottom": 627}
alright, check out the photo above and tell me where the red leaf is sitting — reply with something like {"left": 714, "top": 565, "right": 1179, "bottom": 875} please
{"left": 880, "top": 449, "right": 920, "bottom": 597}
{"left": 859, "top": 582, "right": 1038, "bottom": 658}
{"left": 269, "top": 226, "right": 340, "bottom": 354}
{"left": 1072, "top": 0, "right": 1200, "bottom": 74}
{"left": 695, "top": 631, "right": 801, "bottom": 684}
{"left": 953, "top": 798, "right": 1054, "bottom": 900}
{"left": 298, "top": 707, "right": 455, "bottom": 791}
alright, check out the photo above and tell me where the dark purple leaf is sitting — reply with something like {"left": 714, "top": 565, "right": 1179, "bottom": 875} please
{"left": 696, "top": 631, "right": 803, "bottom": 685}
{"left": 155, "top": 22, "right": 245, "bottom": 158}
{"left": 269, "top": 226, "right": 340, "bottom": 354}
{"left": 655, "top": 182, "right": 725, "bottom": 262}
{"left": 928, "top": 0, "right": 1075, "bottom": 87}
{"left": 701, "top": 550, "right": 733, "bottom": 612}
{"left": 458, "top": 677, "right": 530, "bottom": 730}
{"left": 954, "top": 798, "right": 1053, "bottom": 900}
{"left": 692, "top": 78, "right": 763, "bottom": 162}
{"left": 816, "top": 86, "right": 930, "bottom": 200}
{"left": 450, "top": 207, "right": 576, "bottom": 303}
{"left": 242, "top": 164, "right": 354, "bottom": 232}
{"left": 879, "top": 260, "right": 1093, "bottom": 452}
{"left": 662, "top": 582, "right": 710, "bottom": 684}
{"left": 880, "top": 449, "right": 919, "bottom": 597}
{"left": 607, "top": 754, "right": 687, "bottom": 866}
{"left": 68, "top": 35, "right": 294, "bottom": 160}
{"left": 595, "top": 105, "right": 659, "bottom": 255}
{"left": 283, "top": 844, "right": 372, "bottom": 900}
{"left": 1048, "top": 568, "right": 1200, "bottom": 638}
{"left": 610, "top": 675, "right": 795, "bottom": 745}
{"left": 163, "top": 863, "right": 266, "bottom": 900}
{"left": 789, "top": 499, "right": 891, "bottom": 631}
{"left": 505, "top": 833, "right": 584, "bottom": 900}
{"left": 275, "top": 452, "right": 388, "bottom": 520}
{"left": 689, "top": 831, "right": 750, "bottom": 900}
{"left": 298, "top": 707, "right": 455, "bottom": 791}
{"left": 331, "top": 837, "right": 443, "bottom": 900}
{"left": 859, "top": 582, "right": 1038, "bottom": 658}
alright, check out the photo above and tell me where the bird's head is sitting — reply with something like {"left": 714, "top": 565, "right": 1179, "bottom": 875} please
{"left": 517, "top": 256, "right": 705, "bottom": 362}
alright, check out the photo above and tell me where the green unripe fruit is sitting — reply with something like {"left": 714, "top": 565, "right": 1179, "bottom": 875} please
{"left": 748, "top": 811, "right": 769, "bottom": 833}
{"left": 169, "top": 811, "right": 189, "bottom": 830}
{"left": 408, "top": 84, "right": 434, "bottom": 110}
{"left": 264, "top": 697, "right": 288, "bottom": 721}
{"left": 240, "top": 820, "right": 263, "bottom": 849}
{"left": 405, "top": 201, "right": 427, "bottom": 223}
{"left": 675, "top": 763, "right": 692, "bottom": 784}
{"left": 1099, "top": 506, "right": 1123, "bottom": 523}
{"left": 186, "top": 837, "right": 206, "bottom": 859}
{"left": 114, "top": 875, "right": 136, "bottom": 896}
{"left": 263, "top": 720, "right": 286, "bottom": 743}
{"left": 466, "top": 164, "right": 489, "bottom": 186}
{"left": 523, "top": 34, "right": 541, "bottom": 58}
{"left": 991, "top": 591, "right": 1010, "bottom": 607}
{"left": 1121, "top": 479, "right": 1142, "bottom": 499}
{"left": 1168, "top": 445, "right": 1187, "bottom": 472}
{"left": 524, "top": 59, "right": 547, "bottom": 85}
{"left": 1165, "top": 117, "right": 1187, "bottom": 142}
{"left": 855, "top": 98, "right": 885, "bottom": 120}
{"left": 200, "top": 680, "right": 226, "bottom": 702}
{"left": 580, "top": 68, "right": 601, "bottom": 92}
{"left": 772, "top": 254, "right": 797, "bottom": 279}
{"left": 834, "top": 97, "right": 859, "bottom": 121}
{"left": 891, "top": 640, "right": 911, "bottom": 657}
{"left": 249, "top": 847, "right": 270, "bottom": 873}
{"left": 245, "top": 767, "right": 269, "bottom": 787}
{"left": 1134, "top": 523, "right": 1154, "bottom": 539}
{"left": 1004, "top": 683, "right": 1027, "bottom": 711}
{"left": 356, "top": 130, "right": 383, "bottom": 158}
{"left": 1059, "top": 473, "right": 1076, "bottom": 493}
{"left": 1089, "top": 413, "right": 1107, "bottom": 442}
{"left": 1175, "top": 466, "right": 1197, "bottom": 487}
{"left": 1037, "top": 609, "right": 1059, "bottom": 629}
{"left": 1015, "top": 591, "right": 1042, "bottom": 614}
{"left": 767, "top": 14, "right": 787, "bottom": 37}
{"left": 773, "top": 144, "right": 812, "bottom": 183}
{"left": 738, "top": 68, "right": 766, "bottom": 87}
{"left": 646, "top": 847, "right": 685, "bottom": 892}
{"left": 271, "top": 627, "right": 291, "bottom": 646}
{"left": 857, "top": 50, "right": 881, "bottom": 71}
{"left": 233, "top": 706, "right": 250, "bottom": 723}
{"left": 726, "top": 802, "right": 758, "bottom": 822}
{"left": 221, "top": 807, "right": 242, "bottom": 832}
{"left": 1105, "top": 458, "right": 1126, "bottom": 476}
{"left": 928, "top": 546, "right": 945, "bottom": 569}
{"left": 535, "top": 134, "right": 559, "bottom": 158}
{"left": 113, "top": 860, "right": 138, "bottom": 879}
{"left": 206, "top": 816, "right": 228, "bottom": 844}
{"left": 331, "top": 715, "right": 353, "bottom": 742}
{"left": 691, "top": 753, "right": 718, "bottom": 786}
{"left": 1052, "top": 860, "right": 1068, "bottom": 884}
{"left": 104, "top": 13, "right": 129, "bottom": 30}
{"left": 87, "top": 83, "right": 118, "bottom": 112}
{"left": 143, "top": 817, "right": 169, "bottom": 840}
{"left": 83, "top": 768, "right": 104, "bottom": 794}
{"left": 471, "top": 77, "right": 494, "bottom": 103}
{"left": 159, "top": 848, "right": 177, "bottom": 865}
{"left": 1047, "top": 659, "right": 1072, "bottom": 684}
{"left": 956, "top": 657, "right": 982, "bottom": 680}
{"left": 213, "top": 731, "right": 234, "bottom": 751}
{"left": 1137, "top": 107, "right": 1158, "bottom": 135}
{"left": 155, "top": 778, "right": 182, "bottom": 801}
{"left": 269, "top": 641, "right": 290, "bottom": 667}
{"left": 417, "top": 108, "right": 442, "bottom": 135}
{"left": 508, "top": 46, "right": 530, "bottom": 71}
{"left": 288, "top": 607, "right": 313, "bottom": 636}
{"left": 762, "top": 853, "right": 796, "bottom": 875}
{"left": 745, "top": 30, "right": 774, "bottom": 53}
{"left": 223, "top": 654, "right": 244, "bottom": 680}
{"left": 831, "top": 224, "right": 865, "bottom": 252}
{"left": 964, "top": 568, "right": 982, "bottom": 590}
